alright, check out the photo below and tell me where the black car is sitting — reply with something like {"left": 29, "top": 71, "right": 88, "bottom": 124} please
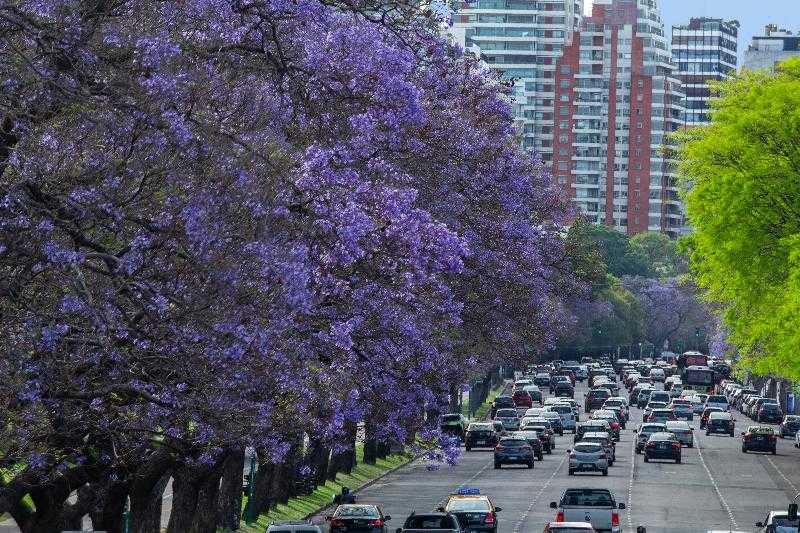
{"left": 494, "top": 436, "right": 534, "bottom": 469}
{"left": 742, "top": 426, "right": 777, "bottom": 454}
{"left": 396, "top": 513, "right": 461, "bottom": 533}
{"left": 643, "top": 432, "right": 682, "bottom": 463}
{"left": 533, "top": 373, "right": 552, "bottom": 387}
{"left": 328, "top": 505, "right": 391, "bottom": 533}
{"left": 584, "top": 388, "right": 611, "bottom": 411}
{"left": 779, "top": 415, "right": 800, "bottom": 438}
{"left": 756, "top": 403, "right": 784, "bottom": 424}
{"left": 490, "top": 396, "right": 515, "bottom": 418}
{"left": 554, "top": 382, "right": 574, "bottom": 398}
{"left": 464, "top": 422, "right": 499, "bottom": 451}
{"left": 512, "top": 430, "right": 545, "bottom": 460}
{"left": 705, "top": 412, "right": 735, "bottom": 437}
{"left": 524, "top": 424, "right": 553, "bottom": 454}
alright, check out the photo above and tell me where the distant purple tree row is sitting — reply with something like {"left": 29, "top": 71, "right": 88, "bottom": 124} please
{"left": 0, "top": 0, "right": 589, "bottom": 531}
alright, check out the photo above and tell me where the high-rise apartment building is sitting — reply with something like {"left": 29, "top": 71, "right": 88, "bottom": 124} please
{"left": 551, "top": 0, "right": 685, "bottom": 236}
{"left": 672, "top": 18, "right": 738, "bottom": 127}
{"left": 451, "top": 0, "right": 583, "bottom": 165}
{"left": 742, "top": 25, "right": 800, "bottom": 71}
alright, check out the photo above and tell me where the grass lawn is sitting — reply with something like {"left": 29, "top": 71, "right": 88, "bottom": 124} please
{"left": 464, "top": 384, "right": 505, "bottom": 420}
{"left": 236, "top": 447, "right": 412, "bottom": 533}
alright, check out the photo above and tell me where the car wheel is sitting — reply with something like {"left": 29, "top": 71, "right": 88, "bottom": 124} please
{"left": 494, "top": 462, "right": 501, "bottom": 469}
{"left": 772, "top": 448, "right": 777, "bottom": 455}
{"left": 547, "top": 447, "right": 552, "bottom": 455}
{"left": 602, "top": 469, "right": 608, "bottom": 476}
{"left": 688, "top": 443, "right": 694, "bottom": 448}
{"left": 729, "top": 431, "right": 734, "bottom": 437}
{"left": 568, "top": 468, "right": 574, "bottom": 475}
{"left": 609, "top": 460, "right": 614, "bottom": 467}
{"left": 635, "top": 448, "right": 641, "bottom": 455}
{"left": 643, "top": 455, "right": 649, "bottom": 463}
{"left": 741, "top": 447, "right": 747, "bottom": 453}
{"left": 676, "top": 457, "right": 681, "bottom": 464}
{"left": 466, "top": 446, "right": 471, "bottom": 451}
{"left": 537, "top": 452, "right": 543, "bottom": 461}
{"left": 706, "top": 431, "right": 711, "bottom": 436}
{"left": 528, "top": 461, "right": 534, "bottom": 469}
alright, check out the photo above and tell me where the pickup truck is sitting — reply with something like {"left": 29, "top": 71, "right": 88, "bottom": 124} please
{"left": 549, "top": 488, "right": 626, "bottom": 533}
{"left": 395, "top": 513, "right": 462, "bottom": 533}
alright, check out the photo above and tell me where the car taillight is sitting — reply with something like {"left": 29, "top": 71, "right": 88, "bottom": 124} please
{"left": 646, "top": 442, "right": 655, "bottom": 448}
{"left": 611, "top": 512, "right": 620, "bottom": 528}
{"left": 495, "top": 445, "right": 504, "bottom": 451}
{"left": 556, "top": 511, "right": 565, "bottom": 522}
{"left": 769, "top": 435, "right": 777, "bottom": 441}
{"left": 330, "top": 519, "right": 345, "bottom": 528}
{"left": 744, "top": 433, "right": 752, "bottom": 438}
{"left": 672, "top": 442, "right": 681, "bottom": 449}
{"left": 484, "top": 514, "right": 495, "bottom": 525}
{"left": 611, "top": 422, "right": 620, "bottom": 429}
{"left": 569, "top": 452, "right": 576, "bottom": 458}
{"left": 368, "top": 519, "right": 384, "bottom": 527}
{"left": 599, "top": 453, "right": 607, "bottom": 459}
{"left": 521, "top": 445, "right": 531, "bottom": 450}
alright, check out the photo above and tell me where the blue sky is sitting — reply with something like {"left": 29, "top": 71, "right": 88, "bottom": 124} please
{"left": 585, "top": 0, "right": 800, "bottom": 64}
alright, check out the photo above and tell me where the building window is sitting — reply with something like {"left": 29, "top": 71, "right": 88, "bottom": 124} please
{"left": 637, "top": 122, "right": 643, "bottom": 129}
{"left": 557, "top": 161, "right": 568, "bottom": 170}
{"left": 637, "top": 79, "right": 644, "bottom": 88}
{"left": 637, "top": 93, "right": 644, "bottom": 102}
{"left": 560, "top": 121, "right": 569, "bottom": 129}
{"left": 558, "top": 148, "right": 569, "bottom": 156}
{"left": 560, "top": 64, "right": 572, "bottom": 75}
{"left": 560, "top": 79, "right": 570, "bottom": 88}
{"left": 558, "top": 175, "right": 567, "bottom": 184}
{"left": 560, "top": 94, "right": 569, "bottom": 102}
{"left": 559, "top": 107, "right": 569, "bottom": 116}
{"left": 559, "top": 134, "right": 568, "bottom": 143}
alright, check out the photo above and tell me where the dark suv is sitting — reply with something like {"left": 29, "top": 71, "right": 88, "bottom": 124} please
{"left": 584, "top": 388, "right": 611, "bottom": 412}
{"left": 756, "top": 402, "right": 784, "bottom": 424}
{"left": 554, "top": 382, "right": 574, "bottom": 398}
{"left": 644, "top": 432, "right": 682, "bottom": 464}
{"left": 705, "top": 412, "right": 735, "bottom": 437}
{"left": 490, "top": 396, "right": 515, "bottom": 418}
{"left": 464, "top": 422, "right": 499, "bottom": 451}
{"left": 494, "top": 436, "right": 534, "bottom": 469}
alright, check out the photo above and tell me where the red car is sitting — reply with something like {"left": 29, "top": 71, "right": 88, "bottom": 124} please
{"left": 512, "top": 390, "right": 533, "bottom": 408}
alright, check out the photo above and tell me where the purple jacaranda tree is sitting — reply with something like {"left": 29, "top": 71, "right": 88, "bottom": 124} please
{"left": 0, "top": 0, "right": 585, "bottom": 530}
{"left": 622, "top": 277, "right": 713, "bottom": 352}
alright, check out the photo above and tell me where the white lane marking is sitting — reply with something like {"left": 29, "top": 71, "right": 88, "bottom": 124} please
{"left": 511, "top": 453, "right": 568, "bottom": 533}
{"left": 434, "top": 458, "right": 494, "bottom": 510}
{"left": 766, "top": 456, "right": 800, "bottom": 495}
{"left": 627, "top": 430, "right": 636, "bottom": 532}
{"left": 696, "top": 434, "right": 739, "bottom": 529}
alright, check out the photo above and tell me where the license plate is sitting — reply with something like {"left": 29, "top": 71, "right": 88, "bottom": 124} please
{"left": 580, "top": 463, "right": 594, "bottom": 470}
{"left": 659, "top": 443, "right": 669, "bottom": 448}
{"left": 477, "top": 440, "right": 486, "bottom": 445}
{"left": 508, "top": 456, "right": 518, "bottom": 460}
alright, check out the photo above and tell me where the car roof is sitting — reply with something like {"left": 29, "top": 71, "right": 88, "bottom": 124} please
{"left": 583, "top": 431, "right": 610, "bottom": 438}
{"left": 747, "top": 425, "right": 775, "bottom": 433}
{"left": 649, "top": 432, "right": 677, "bottom": 440}
{"left": 665, "top": 421, "right": 690, "bottom": 429}
{"left": 546, "top": 522, "right": 594, "bottom": 529}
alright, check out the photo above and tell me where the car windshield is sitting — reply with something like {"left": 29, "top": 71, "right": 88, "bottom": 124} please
{"left": 496, "top": 409, "right": 517, "bottom": 417}
{"left": 500, "top": 439, "right": 526, "bottom": 446}
{"left": 561, "top": 490, "right": 613, "bottom": 507}
{"left": 468, "top": 423, "right": 493, "bottom": 431}
{"left": 441, "top": 415, "right": 461, "bottom": 423}
{"left": 335, "top": 506, "right": 379, "bottom": 518}
{"left": 446, "top": 499, "right": 491, "bottom": 512}
{"left": 574, "top": 443, "right": 602, "bottom": 453}
{"left": 404, "top": 516, "right": 457, "bottom": 530}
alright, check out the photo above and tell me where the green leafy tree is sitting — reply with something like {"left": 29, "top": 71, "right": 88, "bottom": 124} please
{"left": 573, "top": 222, "right": 652, "bottom": 278}
{"left": 629, "top": 231, "right": 686, "bottom": 278}
{"left": 676, "top": 57, "right": 800, "bottom": 379}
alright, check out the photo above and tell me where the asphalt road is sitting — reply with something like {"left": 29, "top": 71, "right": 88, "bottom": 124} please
{"left": 313, "top": 380, "right": 800, "bottom": 533}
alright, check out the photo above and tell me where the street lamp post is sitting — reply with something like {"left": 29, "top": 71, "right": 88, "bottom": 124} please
{"left": 243, "top": 453, "right": 257, "bottom": 524}
{"left": 638, "top": 342, "right": 643, "bottom": 358}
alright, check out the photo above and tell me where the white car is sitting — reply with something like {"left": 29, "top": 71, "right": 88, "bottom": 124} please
{"left": 650, "top": 368, "right": 666, "bottom": 381}
{"left": 548, "top": 403, "right": 577, "bottom": 433}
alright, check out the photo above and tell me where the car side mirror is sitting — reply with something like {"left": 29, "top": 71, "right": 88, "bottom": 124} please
{"left": 755, "top": 522, "right": 764, "bottom": 528}
{"left": 385, "top": 516, "right": 391, "bottom": 521}
{"left": 740, "top": 432, "right": 745, "bottom": 436}
{"left": 549, "top": 502, "right": 558, "bottom": 509}
{"left": 437, "top": 507, "right": 445, "bottom": 512}
{"left": 396, "top": 528, "right": 402, "bottom": 533}
{"left": 325, "top": 516, "right": 333, "bottom": 521}
{"left": 566, "top": 449, "right": 571, "bottom": 454}
{"left": 494, "top": 507, "right": 502, "bottom": 512}
{"left": 618, "top": 502, "right": 626, "bottom": 509}
{"left": 637, "top": 527, "right": 646, "bottom": 533}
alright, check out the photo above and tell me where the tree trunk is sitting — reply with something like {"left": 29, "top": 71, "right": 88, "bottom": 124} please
{"left": 216, "top": 447, "right": 244, "bottom": 531}
{"left": 270, "top": 435, "right": 300, "bottom": 504}
{"left": 363, "top": 421, "right": 377, "bottom": 466}
{"left": 92, "top": 481, "right": 129, "bottom": 533}
{"left": 448, "top": 382, "right": 460, "bottom": 413}
{"left": 190, "top": 461, "right": 225, "bottom": 533}
{"left": 166, "top": 466, "right": 202, "bottom": 533}
{"left": 130, "top": 448, "right": 173, "bottom": 533}
{"left": 305, "top": 439, "right": 330, "bottom": 488}
{"left": 250, "top": 449, "right": 274, "bottom": 515}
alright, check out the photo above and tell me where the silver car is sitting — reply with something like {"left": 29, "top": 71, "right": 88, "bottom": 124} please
{"left": 494, "top": 408, "right": 520, "bottom": 431}
{"left": 568, "top": 442, "right": 609, "bottom": 476}
{"left": 665, "top": 421, "right": 695, "bottom": 447}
